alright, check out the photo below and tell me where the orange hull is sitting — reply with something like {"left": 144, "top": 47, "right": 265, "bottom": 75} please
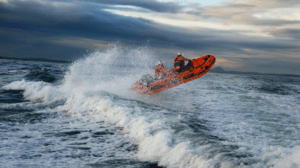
{"left": 130, "top": 55, "right": 216, "bottom": 95}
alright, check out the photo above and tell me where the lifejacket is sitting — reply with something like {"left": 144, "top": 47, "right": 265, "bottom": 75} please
{"left": 174, "top": 55, "right": 189, "bottom": 67}
{"left": 154, "top": 65, "right": 168, "bottom": 76}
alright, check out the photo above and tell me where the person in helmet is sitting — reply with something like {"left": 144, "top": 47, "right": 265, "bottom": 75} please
{"left": 154, "top": 60, "right": 169, "bottom": 79}
{"left": 174, "top": 52, "right": 190, "bottom": 72}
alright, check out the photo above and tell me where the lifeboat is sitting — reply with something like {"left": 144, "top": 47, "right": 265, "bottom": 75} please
{"left": 130, "top": 55, "right": 216, "bottom": 95}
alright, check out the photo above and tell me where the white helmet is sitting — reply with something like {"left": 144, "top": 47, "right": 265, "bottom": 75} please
{"left": 178, "top": 52, "right": 184, "bottom": 56}
{"left": 158, "top": 60, "right": 163, "bottom": 65}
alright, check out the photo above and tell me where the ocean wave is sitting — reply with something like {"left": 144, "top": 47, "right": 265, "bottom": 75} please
{"left": 24, "top": 65, "right": 57, "bottom": 83}
{"left": 1, "top": 79, "right": 61, "bottom": 102}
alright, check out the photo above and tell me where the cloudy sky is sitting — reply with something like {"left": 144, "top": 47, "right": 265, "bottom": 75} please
{"left": 1, "top": 0, "right": 300, "bottom": 74}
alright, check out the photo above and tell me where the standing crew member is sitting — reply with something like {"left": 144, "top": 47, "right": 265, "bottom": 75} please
{"left": 154, "top": 61, "right": 169, "bottom": 79}
{"left": 174, "top": 52, "right": 189, "bottom": 72}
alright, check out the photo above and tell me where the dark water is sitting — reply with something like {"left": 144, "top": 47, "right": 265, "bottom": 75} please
{"left": 1, "top": 47, "right": 300, "bottom": 168}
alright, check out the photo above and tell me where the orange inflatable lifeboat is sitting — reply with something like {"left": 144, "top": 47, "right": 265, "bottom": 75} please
{"left": 130, "top": 55, "right": 216, "bottom": 95}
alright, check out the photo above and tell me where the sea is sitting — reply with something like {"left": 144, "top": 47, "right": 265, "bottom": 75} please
{"left": 0, "top": 46, "right": 299, "bottom": 168}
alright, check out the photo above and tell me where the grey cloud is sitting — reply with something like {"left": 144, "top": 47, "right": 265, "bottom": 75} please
{"left": 67, "top": 0, "right": 183, "bottom": 13}
{"left": 280, "top": 29, "right": 300, "bottom": 40}
{"left": 263, "top": 28, "right": 300, "bottom": 40}
{"left": 202, "top": 0, "right": 300, "bottom": 26}
{"left": 0, "top": 31, "right": 84, "bottom": 61}
{"left": 227, "top": 4, "right": 256, "bottom": 8}
{"left": 0, "top": 0, "right": 299, "bottom": 66}
{"left": 236, "top": 57, "right": 300, "bottom": 74}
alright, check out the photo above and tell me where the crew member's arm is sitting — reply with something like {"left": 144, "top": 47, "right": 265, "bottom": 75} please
{"left": 174, "top": 55, "right": 180, "bottom": 66}
{"left": 174, "top": 55, "right": 189, "bottom": 62}
{"left": 154, "top": 65, "right": 159, "bottom": 74}
{"left": 180, "top": 55, "right": 189, "bottom": 61}
{"left": 161, "top": 66, "right": 170, "bottom": 76}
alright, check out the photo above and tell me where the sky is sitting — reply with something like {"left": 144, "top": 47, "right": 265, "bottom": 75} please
{"left": 0, "top": 0, "right": 300, "bottom": 74}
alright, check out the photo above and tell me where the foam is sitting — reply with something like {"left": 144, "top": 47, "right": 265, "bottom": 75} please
{"left": 57, "top": 90, "right": 211, "bottom": 168}
{"left": 0, "top": 107, "right": 137, "bottom": 167}
{"left": 56, "top": 82, "right": 251, "bottom": 167}
{"left": 1, "top": 79, "right": 62, "bottom": 102}
{"left": 251, "top": 146, "right": 300, "bottom": 168}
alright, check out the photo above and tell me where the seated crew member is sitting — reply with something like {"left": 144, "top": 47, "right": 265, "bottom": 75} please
{"left": 154, "top": 61, "right": 169, "bottom": 79}
{"left": 174, "top": 52, "right": 189, "bottom": 72}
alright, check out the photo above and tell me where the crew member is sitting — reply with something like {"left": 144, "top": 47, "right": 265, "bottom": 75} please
{"left": 154, "top": 61, "right": 169, "bottom": 78}
{"left": 174, "top": 52, "right": 189, "bottom": 72}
